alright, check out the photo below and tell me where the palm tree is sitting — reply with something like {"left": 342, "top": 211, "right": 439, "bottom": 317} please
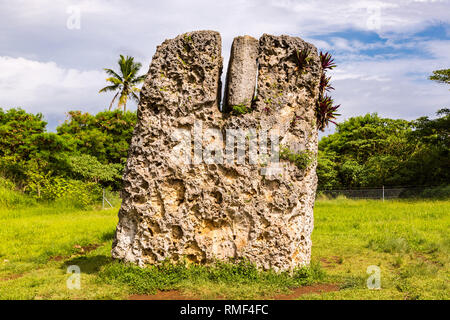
{"left": 99, "top": 55, "right": 146, "bottom": 112}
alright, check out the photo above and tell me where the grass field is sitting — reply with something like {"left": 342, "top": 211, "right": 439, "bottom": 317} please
{"left": 0, "top": 193, "right": 448, "bottom": 300}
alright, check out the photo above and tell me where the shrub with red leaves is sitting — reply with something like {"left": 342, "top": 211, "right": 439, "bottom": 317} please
{"left": 316, "top": 51, "right": 340, "bottom": 131}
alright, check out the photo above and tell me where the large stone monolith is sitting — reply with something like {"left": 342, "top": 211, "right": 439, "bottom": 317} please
{"left": 112, "top": 30, "right": 322, "bottom": 272}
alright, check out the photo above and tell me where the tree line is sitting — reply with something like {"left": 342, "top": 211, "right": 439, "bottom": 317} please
{"left": 317, "top": 68, "right": 449, "bottom": 192}
{"left": 1, "top": 106, "right": 448, "bottom": 202}
{"left": 0, "top": 109, "right": 137, "bottom": 207}
{"left": 0, "top": 56, "right": 448, "bottom": 206}
{"left": 0, "top": 54, "right": 145, "bottom": 208}
{"left": 317, "top": 109, "right": 449, "bottom": 190}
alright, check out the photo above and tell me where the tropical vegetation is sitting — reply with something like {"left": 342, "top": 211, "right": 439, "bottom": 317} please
{"left": 99, "top": 55, "right": 146, "bottom": 112}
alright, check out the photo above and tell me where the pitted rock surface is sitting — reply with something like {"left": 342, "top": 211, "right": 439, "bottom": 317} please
{"left": 112, "top": 30, "right": 321, "bottom": 272}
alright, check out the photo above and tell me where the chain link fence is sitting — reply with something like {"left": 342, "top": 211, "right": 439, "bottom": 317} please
{"left": 317, "top": 185, "right": 450, "bottom": 200}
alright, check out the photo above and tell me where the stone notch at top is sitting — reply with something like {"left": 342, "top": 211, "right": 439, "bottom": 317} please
{"left": 223, "top": 35, "right": 259, "bottom": 113}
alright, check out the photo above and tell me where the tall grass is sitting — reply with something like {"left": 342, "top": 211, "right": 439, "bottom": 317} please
{"left": 0, "top": 179, "right": 36, "bottom": 209}
{"left": 0, "top": 177, "right": 119, "bottom": 211}
{"left": 314, "top": 198, "right": 449, "bottom": 253}
{"left": 0, "top": 179, "right": 119, "bottom": 276}
{"left": 311, "top": 198, "right": 449, "bottom": 300}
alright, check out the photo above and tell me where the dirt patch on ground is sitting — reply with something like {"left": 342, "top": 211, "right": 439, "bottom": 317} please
{"left": 74, "top": 244, "right": 101, "bottom": 254}
{"left": 414, "top": 253, "right": 443, "bottom": 267}
{"left": 272, "top": 284, "right": 340, "bottom": 300}
{"left": 49, "top": 244, "right": 102, "bottom": 262}
{"left": 49, "top": 255, "right": 65, "bottom": 261}
{"left": 128, "top": 284, "right": 340, "bottom": 300}
{"left": 0, "top": 274, "right": 23, "bottom": 282}
{"left": 129, "top": 291, "right": 195, "bottom": 300}
{"left": 320, "top": 256, "right": 343, "bottom": 268}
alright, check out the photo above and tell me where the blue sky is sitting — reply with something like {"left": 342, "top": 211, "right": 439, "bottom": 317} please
{"left": 0, "top": 0, "right": 449, "bottom": 134}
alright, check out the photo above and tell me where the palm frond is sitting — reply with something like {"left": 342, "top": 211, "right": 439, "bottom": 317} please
{"left": 109, "top": 91, "right": 120, "bottom": 111}
{"left": 103, "top": 68, "right": 122, "bottom": 81}
{"left": 99, "top": 85, "right": 119, "bottom": 93}
{"left": 131, "top": 74, "right": 146, "bottom": 84}
{"left": 130, "top": 91, "right": 140, "bottom": 103}
{"left": 105, "top": 77, "right": 123, "bottom": 85}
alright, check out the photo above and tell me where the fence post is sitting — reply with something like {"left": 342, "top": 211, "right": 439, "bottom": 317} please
{"left": 102, "top": 189, "right": 114, "bottom": 209}
{"left": 382, "top": 185, "right": 385, "bottom": 202}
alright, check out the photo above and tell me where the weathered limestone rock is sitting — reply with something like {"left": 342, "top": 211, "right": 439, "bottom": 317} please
{"left": 112, "top": 30, "right": 322, "bottom": 272}
{"left": 223, "top": 35, "right": 259, "bottom": 113}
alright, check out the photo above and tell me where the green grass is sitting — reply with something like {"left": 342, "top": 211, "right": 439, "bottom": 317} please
{"left": 0, "top": 184, "right": 36, "bottom": 209}
{"left": 0, "top": 196, "right": 448, "bottom": 300}
{"left": 0, "top": 204, "right": 117, "bottom": 276}
{"left": 304, "top": 198, "right": 449, "bottom": 300}
{"left": 98, "top": 259, "right": 325, "bottom": 299}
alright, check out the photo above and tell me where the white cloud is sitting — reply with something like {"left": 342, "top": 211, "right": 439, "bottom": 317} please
{"left": 423, "top": 39, "right": 450, "bottom": 60}
{"left": 267, "top": 0, "right": 450, "bottom": 36}
{"left": 0, "top": 56, "right": 127, "bottom": 129}
{"left": 328, "top": 51, "right": 450, "bottom": 123}
{"left": 0, "top": 0, "right": 448, "bottom": 131}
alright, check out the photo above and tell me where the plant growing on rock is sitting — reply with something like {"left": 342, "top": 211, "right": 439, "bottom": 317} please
{"left": 294, "top": 48, "right": 312, "bottom": 72}
{"left": 290, "top": 115, "right": 303, "bottom": 126}
{"left": 316, "top": 51, "right": 340, "bottom": 131}
{"left": 319, "top": 73, "right": 334, "bottom": 93}
{"left": 317, "top": 95, "right": 340, "bottom": 129}
{"left": 280, "top": 146, "right": 314, "bottom": 170}
{"left": 320, "top": 51, "right": 337, "bottom": 70}
{"left": 231, "top": 101, "right": 253, "bottom": 115}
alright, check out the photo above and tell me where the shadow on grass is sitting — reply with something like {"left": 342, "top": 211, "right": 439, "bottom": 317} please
{"left": 62, "top": 255, "right": 113, "bottom": 274}
{"left": 100, "top": 229, "right": 116, "bottom": 242}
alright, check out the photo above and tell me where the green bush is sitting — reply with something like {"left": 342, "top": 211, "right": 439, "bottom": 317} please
{"left": 231, "top": 102, "right": 252, "bottom": 115}
{"left": 399, "top": 185, "right": 450, "bottom": 199}
{"left": 66, "top": 154, "right": 122, "bottom": 184}
{"left": 27, "top": 176, "right": 102, "bottom": 209}
{"left": 420, "top": 185, "right": 450, "bottom": 199}
{"left": 0, "top": 177, "right": 36, "bottom": 208}
{"left": 318, "top": 111, "right": 449, "bottom": 190}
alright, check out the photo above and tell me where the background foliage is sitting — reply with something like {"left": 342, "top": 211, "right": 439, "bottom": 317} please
{"left": 317, "top": 109, "right": 450, "bottom": 190}
{"left": 0, "top": 106, "right": 449, "bottom": 208}
{"left": 0, "top": 108, "right": 136, "bottom": 208}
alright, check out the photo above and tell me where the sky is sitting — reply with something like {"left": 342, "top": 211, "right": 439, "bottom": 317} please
{"left": 0, "top": 0, "right": 449, "bottom": 134}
